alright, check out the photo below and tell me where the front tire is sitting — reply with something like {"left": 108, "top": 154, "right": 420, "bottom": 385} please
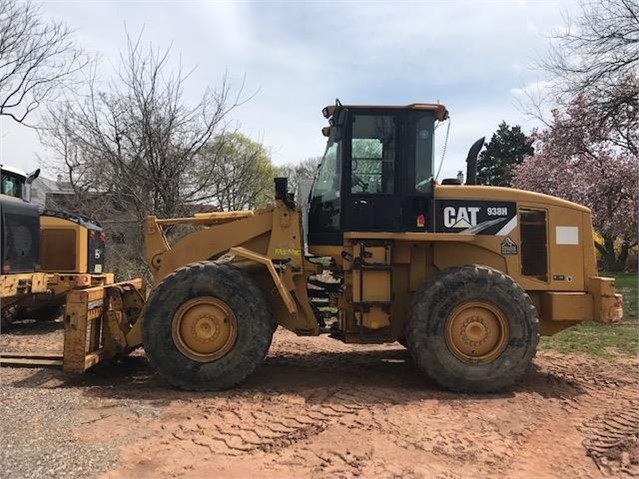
{"left": 406, "top": 265, "right": 539, "bottom": 393}
{"left": 142, "top": 261, "right": 274, "bottom": 391}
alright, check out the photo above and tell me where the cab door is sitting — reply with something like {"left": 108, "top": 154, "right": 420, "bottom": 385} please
{"left": 344, "top": 111, "right": 404, "bottom": 232}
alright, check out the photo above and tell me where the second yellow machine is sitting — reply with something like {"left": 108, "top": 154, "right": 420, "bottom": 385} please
{"left": 64, "top": 101, "right": 622, "bottom": 393}
{"left": 0, "top": 166, "right": 112, "bottom": 327}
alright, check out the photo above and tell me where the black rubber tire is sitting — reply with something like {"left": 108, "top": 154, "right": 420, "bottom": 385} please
{"left": 406, "top": 265, "right": 539, "bottom": 393}
{"left": 142, "top": 261, "right": 274, "bottom": 391}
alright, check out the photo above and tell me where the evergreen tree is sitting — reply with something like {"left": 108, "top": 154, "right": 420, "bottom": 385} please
{"left": 477, "top": 122, "right": 534, "bottom": 186}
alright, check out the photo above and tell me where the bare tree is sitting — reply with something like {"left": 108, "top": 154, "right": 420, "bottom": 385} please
{"left": 0, "top": 0, "right": 84, "bottom": 124}
{"left": 41, "top": 30, "right": 243, "bottom": 220}
{"left": 541, "top": 0, "right": 639, "bottom": 155}
{"left": 546, "top": 0, "right": 638, "bottom": 93}
{"left": 278, "top": 156, "right": 321, "bottom": 194}
{"left": 40, "top": 30, "right": 245, "bottom": 279}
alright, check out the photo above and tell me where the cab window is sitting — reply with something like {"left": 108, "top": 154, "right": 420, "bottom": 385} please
{"left": 350, "top": 114, "right": 395, "bottom": 194}
{"left": 1, "top": 174, "right": 24, "bottom": 199}
{"left": 415, "top": 113, "right": 435, "bottom": 191}
{"left": 312, "top": 137, "right": 340, "bottom": 198}
{"left": 309, "top": 129, "right": 343, "bottom": 233}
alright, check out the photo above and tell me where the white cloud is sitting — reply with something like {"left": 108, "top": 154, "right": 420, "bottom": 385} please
{"left": 0, "top": 0, "right": 581, "bottom": 179}
{"left": 509, "top": 79, "right": 555, "bottom": 99}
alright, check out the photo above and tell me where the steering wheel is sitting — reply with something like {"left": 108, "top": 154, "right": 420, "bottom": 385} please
{"left": 352, "top": 173, "right": 368, "bottom": 191}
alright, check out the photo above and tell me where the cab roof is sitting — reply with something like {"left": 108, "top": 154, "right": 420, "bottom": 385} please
{"left": 322, "top": 102, "right": 449, "bottom": 121}
{"left": 0, "top": 164, "right": 27, "bottom": 179}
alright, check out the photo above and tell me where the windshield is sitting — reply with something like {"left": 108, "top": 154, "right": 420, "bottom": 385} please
{"left": 1, "top": 172, "right": 25, "bottom": 199}
{"left": 308, "top": 124, "right": 343, "bottom": 242}
{"left": 311, "top": 130, "right": 341, "bottom": 201}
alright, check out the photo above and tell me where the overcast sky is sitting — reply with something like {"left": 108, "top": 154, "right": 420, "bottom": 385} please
{"left": 0, "top": 0, "right": 578, "bottom": 180}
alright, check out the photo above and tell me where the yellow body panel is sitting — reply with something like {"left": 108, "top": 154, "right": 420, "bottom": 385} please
{"left": 146, "top": 209, "right": 274, "bottom": 282}
{"left": 144, "top": 201, "right": 319, "bottom": 335}
{"left": 0, "top": 272, "right": 48, "bottom": 307}
{"left": 39, "top": 215, "right": 90, "bottom": 274}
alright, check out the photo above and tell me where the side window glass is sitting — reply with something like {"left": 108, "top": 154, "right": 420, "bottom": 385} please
{"left": 351, "top": 115, "right": 395, "bottom": 194}
{"left": 1, "top": 176, "right": 19, "bottom": 198}
{"left": 313, "top": 140, "right": 340, "bottom": 198}
{"left": 415, "top": 114, "right": 434, "bottom": 191}
{"left": 310, "top": 131, "right": 342, "bottom": 233}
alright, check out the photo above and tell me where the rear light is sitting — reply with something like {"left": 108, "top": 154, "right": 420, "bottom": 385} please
{"left": 100, "top": 232, "right": 106, "bottom": 242}
{"left": 89, "top": 230, "right": 95, "bottom": 238}
{"left": 75, "top": 274, "right": 91, "bottom": 287}
{"left": 2, "top": 264, "right": 10, "bottom": 274}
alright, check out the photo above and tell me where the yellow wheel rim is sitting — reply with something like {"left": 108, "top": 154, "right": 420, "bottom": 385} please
{"left": 445, "top": 300, "right": 509, "bottom": 364}
{"left": 171, "top": 296, "right": 238, "bottom": 362}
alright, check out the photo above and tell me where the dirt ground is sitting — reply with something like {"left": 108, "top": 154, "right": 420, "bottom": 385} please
{"left": 1, "top": 321, "right": 638, "bottom": 479}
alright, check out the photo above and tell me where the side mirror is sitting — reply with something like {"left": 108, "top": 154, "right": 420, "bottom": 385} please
{"left": 26, "top": 168, "right": 41, "bottom": 184}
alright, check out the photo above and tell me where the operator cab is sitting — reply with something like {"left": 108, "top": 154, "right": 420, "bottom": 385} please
{"left": 0, "top": 165, "right": 40, "bottom": 202}
{"left": 308, "top": 101, "right": 449, "bottom": 245}
{"left": 0, "top": 166, "right": 41, "bottom": 273}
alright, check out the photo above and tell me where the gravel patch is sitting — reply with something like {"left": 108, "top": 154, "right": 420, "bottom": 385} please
{"left": 0, "top": 376, "right": 165, "bottom": 479}
{"left": 0, "top": 386, "right": 120, "bottom": 479}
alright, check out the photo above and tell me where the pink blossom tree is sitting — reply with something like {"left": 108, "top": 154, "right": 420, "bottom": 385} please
{"left": 513, "top": 95, "right": 638, "bottom": 271}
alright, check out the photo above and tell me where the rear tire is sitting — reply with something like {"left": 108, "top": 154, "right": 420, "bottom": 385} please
{"left": 406, "top": 265, "right": 539, "bottom": 393}
{"left": 142, "top": 261, "right": 274, "bottom": 391}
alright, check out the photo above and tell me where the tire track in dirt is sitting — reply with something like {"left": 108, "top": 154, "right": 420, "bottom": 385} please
{"left": 491, "top": 356, "right": 639, "bottom": 479}
{"left": 156, "top": 387, "right": 380, "bottom": 459}
{"left": 582, "top": 404, "right": 639, "bottom": 477}
{"left": 6, "top": 321, "right": 639, "bottom": 479}
{"left": 91, "top": 333, "right": 638, "bottom": 479}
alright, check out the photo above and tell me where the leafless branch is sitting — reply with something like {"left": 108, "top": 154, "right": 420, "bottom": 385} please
{"left": 532, "top": 0, "right": 639, "bottom": 155}
{"left": 0, "top": 0, "right": 86, "bottom": 125}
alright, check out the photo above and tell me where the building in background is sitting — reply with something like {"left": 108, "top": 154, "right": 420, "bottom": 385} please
{"left": 31, "top": 175, "right": 73, "bottom": 210}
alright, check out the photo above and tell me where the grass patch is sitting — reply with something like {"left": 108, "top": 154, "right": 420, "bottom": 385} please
{"left": 540, "top": 320, "right": 638, "bottom": 359}
{"left": 540, "top": 271, "right": 638, "bottom": 359}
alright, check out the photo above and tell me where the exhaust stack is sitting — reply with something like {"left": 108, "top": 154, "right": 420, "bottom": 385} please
{"left": 465, "top": 137, "right": 485, "bottom": 185}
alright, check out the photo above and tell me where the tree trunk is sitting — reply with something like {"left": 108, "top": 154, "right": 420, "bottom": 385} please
{"left": 595, "top": 235, "right": 628, "bottom": 272}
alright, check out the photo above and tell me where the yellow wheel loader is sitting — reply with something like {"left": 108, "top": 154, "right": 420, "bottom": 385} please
{"left": 0, "top": 166, "right": 112, "bottom": 328}
{"left": 16, "top": 102, "right": 623, "bottom": 393}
